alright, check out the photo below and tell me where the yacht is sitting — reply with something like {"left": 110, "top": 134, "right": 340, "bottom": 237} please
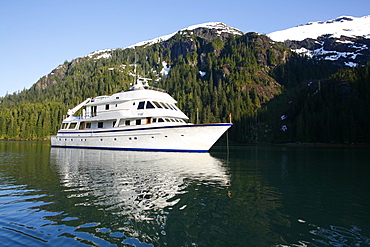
{"left": 51, "top": 79, "right": 232, "bottom": 152}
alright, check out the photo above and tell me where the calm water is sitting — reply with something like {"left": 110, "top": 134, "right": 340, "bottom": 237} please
{"left": 0, "top": 141, "right": 369, "bottom": 246}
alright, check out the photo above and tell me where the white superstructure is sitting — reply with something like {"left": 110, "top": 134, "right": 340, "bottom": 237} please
{"left": 51, "top": 79, "right": 232, "bottom": 152}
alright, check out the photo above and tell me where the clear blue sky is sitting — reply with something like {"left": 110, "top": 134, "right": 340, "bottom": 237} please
{"left": 0, "top": 0, "right": 369, "bottom": 96}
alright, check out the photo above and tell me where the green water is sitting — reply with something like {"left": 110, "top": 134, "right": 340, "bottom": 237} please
{"left": 0, "top": 141, "right": 369, "bottom": 246}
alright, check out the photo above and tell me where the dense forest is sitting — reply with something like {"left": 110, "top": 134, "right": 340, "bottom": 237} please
{"left": 0, "top": 29, "right": 369, "bottom": 144}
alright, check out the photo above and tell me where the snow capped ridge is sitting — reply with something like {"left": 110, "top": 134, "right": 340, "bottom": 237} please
{"left": 127, "top": 22, "right": 243, "bottom": 49}
{"left": 84, "top": 22, "right": 243, "bottom": 58}
{"left": 268, "top": 15, "right": 370, "bottom": 42}
{"left": 181, "top": 22, "right": 243, "bottom": 36}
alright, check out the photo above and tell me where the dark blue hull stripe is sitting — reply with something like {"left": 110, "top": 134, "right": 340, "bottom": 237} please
{"left": 57, "top": 123, "right": 232, "bottom": 135}
{"left": 50, "top": 145, "right": 208, "bottom": 153}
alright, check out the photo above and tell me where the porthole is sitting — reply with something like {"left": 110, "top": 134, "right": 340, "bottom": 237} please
{"left": 100, "top": 139, "right": 103, "bottom": 141}
{"left": 129, "top": 137, "right": 132, "bottom": 140}
{"left": 134, "top": 137, "right": 137, "bottom": 140}
{"left": 114, "top": 138, "right": 117, "bottom": 141}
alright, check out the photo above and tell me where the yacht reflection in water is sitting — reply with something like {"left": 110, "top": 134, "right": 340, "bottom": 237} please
{"left": 50, "top": 148, "right": 230, "bottom": 221}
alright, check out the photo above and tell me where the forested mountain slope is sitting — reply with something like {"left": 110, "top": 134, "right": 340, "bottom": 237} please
{"left": 0, "top": 22, "right": 369, "bottom": 144}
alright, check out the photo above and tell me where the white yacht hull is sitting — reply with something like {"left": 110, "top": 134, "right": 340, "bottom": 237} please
{"left": 51, "top": 123, "right": 232, "bottom": 152}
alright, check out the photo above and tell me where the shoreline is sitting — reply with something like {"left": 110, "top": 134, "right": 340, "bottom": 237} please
{"left": 1, "top": 139, "right": 369, "bottom": 148}
{"left": 0, "top": 138, "right": 50, "bottom": 142}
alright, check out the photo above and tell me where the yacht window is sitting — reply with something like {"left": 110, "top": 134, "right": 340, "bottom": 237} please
{"left": 146, "top": 101, "right": 155, "bottom": 109}
{"left": 69, "top": 123, "right": 77, "bottom": 129}
{"left": 92, "top": 106, "right": 97, "bottom": 117}
{"left": 79, "top": 122, "right": 85, "bottom": 130}
{"left": 158, "top": 118, "right": 165, "bottom": 122}
{"left": 165, "top": 118, "right": 171, "bottom": 122}
{"left": 112, "top": 121, "right": 116, "bottom": 127}
{"left": 146, "top": 117, "right": 152, "bottom": 124}
{"left": 86, "top": 122, "right": 91, "bottom": 129}
{"left": 153, "top": 118, "right": 157, "bottom": 123}
{"left": 125, "top": 120, "right": 130, "bottom": 126}
{"left": 171, "top": 104, "right": 178, "bottom": 110}
{"left": 105, "top": 104, "right": 109, "bottom": 110}
{"left": 170, "top": 119, "right": 175, "bottom": 122}
{"left": 62, "top": 123, "right": 68, "bottom": 129}
{"left": 160, "top": 102, "right": 169, "bottom": 109}
{"left": 98, "top": 122, "right": 103, "bottom": 128}
{"left": 136, "top": 119, "right": 141, "bottom": 125}
{"left": 138, "top": 101, "right": 145, "bottom": 109}
{"left": 166, "top": 103, "right": 174, "bottom": 110}
{"left": 153, "top": 101, "right": 162, "bottom": 108}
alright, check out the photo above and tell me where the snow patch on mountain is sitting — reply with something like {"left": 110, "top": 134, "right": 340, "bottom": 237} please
{"left": 86, "top": 49, "right": 112, "bottom": 59}
{"left": 268, "top": 15, "right": 370, "bottom": 42}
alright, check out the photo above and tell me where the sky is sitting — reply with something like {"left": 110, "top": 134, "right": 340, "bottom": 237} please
{"left": 0, "top": 0, "right": 369, "bottom": 97}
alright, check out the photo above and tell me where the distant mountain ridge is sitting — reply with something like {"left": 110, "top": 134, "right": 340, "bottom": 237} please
{"left": 268, "top": 15, "right": 370, "bottom": 68}
{"left": 85, "top": 17, "right": 370, "bottom": 68}
{"left": 268, "top": 15, "right": 370, "bottom": 41}
{"left": 85, "top": 22, "right": 243, "bottom": 60}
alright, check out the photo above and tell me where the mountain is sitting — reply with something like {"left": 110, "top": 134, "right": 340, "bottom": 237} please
{"left": 268, "top": 15, "right": 370, "bottom": 41}
{"left": 85, "top": 22, "right": 243, "bottom": 60}
{"left": 268, "top": 15, "right": 370, "bottom": 68}
{"left": 0, "top": 19, "right": 369, "bottom": 144}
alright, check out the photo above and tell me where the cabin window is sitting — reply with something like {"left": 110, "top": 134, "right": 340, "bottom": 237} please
{"left": 69, "top": 123, "right": 77, "bottom": 129}
{"left": 165, "top": 103, "right": 174, "bottom": 110}
{"left": 105, "top": 104, "right": 109, "bottom": 110}
{"left": 138, "top": 101, "right": 145, "bottom": 109}
{"left": 153, "top": 118, "right": 157, "bottom": 123}
{"left": 79, "top": 122, "right": 85, "bottom": 130}
{"left": 146, "top": 117, "right": 152, "bottom": 124}
{"left": 158, "top": 118, "right": 165, "bottom": 122}
{"left": 62, "top": 123, "right": 68, "bottom": 129}
{"left": 160, "top": 102, "right": 169, "bottom": 109}
{"left": 153, "top": 101, "right": 162, "bottom": 108}
{"left": 86, "top": 122, "right": 91, "bottom": 129}
{"left": 146, "top": 101, "right": 155, "bottom": 109}
{"left": 112, "top": 121, "right": 116, "bottom": 127}
{"left": 136, "top": 119, "right": 141, "bottom": 125}
{"left": 171, "top": 104, "right": 178, "bottom": 111}
{"left": 98, "top": 122, "right": 103, "bottom": 128}
{"left": 91, "top": 106, "right": 97, "bottom": 117}
{"left": 125, "top": 120, "right": 130, "bottom": 126}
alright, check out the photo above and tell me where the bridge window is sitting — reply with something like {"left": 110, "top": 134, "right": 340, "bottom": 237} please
{"left": 138, "top": 101, "right": 145, "bottom": 109}
{"left": 146, "top": 101, "right": 155, "bottom": 109}
{"left": 153, "top": 101, "right": 162, "bottom": 108}
{"left": 69, "top": 123, "right": 77, "bottom": 129}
